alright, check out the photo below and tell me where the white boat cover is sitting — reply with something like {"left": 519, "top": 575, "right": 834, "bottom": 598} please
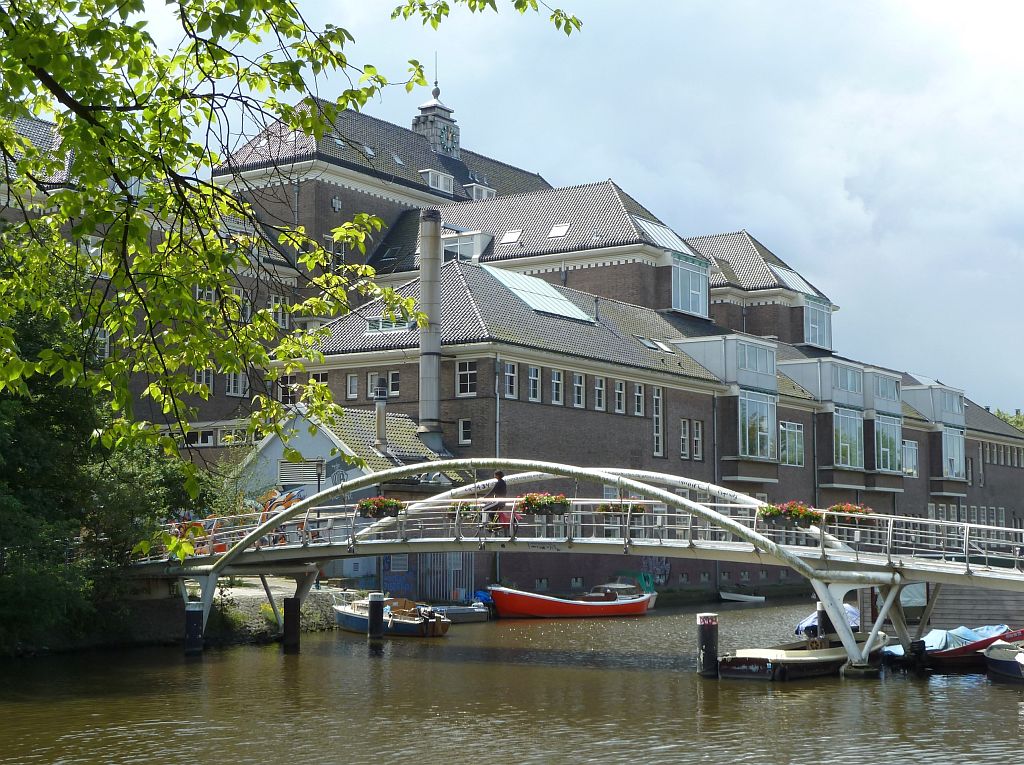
{"left": 794, "top": 603, "right": 860, "bottom": 635}
{"left": 883, "top": 624, "right": 1009, "bottom": 657}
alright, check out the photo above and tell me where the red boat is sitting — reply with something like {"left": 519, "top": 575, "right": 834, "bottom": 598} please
{"left": 488, "top": 585, "right": 652, "bottom": 618}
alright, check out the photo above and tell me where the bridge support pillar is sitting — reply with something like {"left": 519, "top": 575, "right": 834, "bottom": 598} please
{"left": 184, "top": 602, "right": 204, "bottom": 655}
{"left": 696, "top": 612, "right": 719, "bottom": 677}
{"left": 283, "top": 597, "right": 300, "bottom": 653}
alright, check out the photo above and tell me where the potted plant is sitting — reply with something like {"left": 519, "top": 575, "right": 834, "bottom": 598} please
{"left": 357, "top": 496, "right": 404, "bottom": 518}
{"left": 595, "top": 502, "right": 642, "bottom": 514}
{"left": 518, "top": 492, "right": 570, "bottom": 515}
{"left": 827, "top": 502, "right": 875, "bottom": 525}
{"left": 757, "top": 501, "right": 822, "bottom": 528}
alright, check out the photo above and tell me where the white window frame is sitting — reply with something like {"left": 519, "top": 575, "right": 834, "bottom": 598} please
{"left": 442, "top": 233, "right": 475, "bottom": 262}
{"left": 231, "top": 285, "right": 252, "bottom": 322}
{"left": 804, "top": 297, "right": 832, "bottom": 349}
{"left": 779, "top": 421, "right": 804, "bottom": 467}
{"left": 572, "top": 373, "right": 585, "bottom": 408}
{"left": 875, "top": 414, "right": 903, "bottom": 473}
{"left": 739, "top": 390, "right": 777, "bottom": 459}
{"left": 388, "top": 370, "right": 400, "bottom": 398}
{"left": 614, "top": 381, "right": 626, "bottom": 414}
{"left": 680, "top": 419, "right": 690, "bottom": 459}
{"left": 456, "top": 361, "right": 477, "bottom": 398}
{"left": 551, "top": 370, "right": 564, "bottom": 405}
{"left": 95, "top": 327, "right": 111, "bottom": 360}
{"left": 504, "top": 362, "right": 518, "bottom": 399}
{"left": 278, "top": 374, "right": 298, "bottom": 405}
{"left": 594, "top": 377, "right": 606, "bottom": 411}
{"left": 671, "top": 253, "right": 709, "bottom": 318}
{"left": 225, "top": 372, "right": 250, "bottom": 398}
{"left": 527, "top": 366, "right": 541, "bottom": 402}
{"left": 185, "top": 429, "right": 215, "bottom": 448}
{"left": 193, "top": 368, "right": 214, "bottom": 393}
{"left": 346, "top": 373, "right": 358, "bottom": 400}
{"left": 633, "top": 383, "right": 645, "bottom": 416}
{"left": 422, "top": 169, "right": 454, "bottom": 194}
{"left": 832, "top": 364, "right": 863, "bottom": 394}
{"left": 943, "top": 427, "right": 966, "bottom": 479}
{"left": 269, "top": 294, "right": 289, "bottom": 329}
{"left": 692, "top": 420, "right": 704, "bottom": 461}
{"left": 874, "top": 375, "right": 900, "bottom": 402}
{"left": 652, "top": 386, "right": 664, "bottom": 456}
{"left": 458, "top": 418, "right": 472, "bottom": 445}
{"left": 833, "top": 407, "right": 865, "bottom": 469}
{"left": 737, "top": 342, "right": 775, "bottom": 374}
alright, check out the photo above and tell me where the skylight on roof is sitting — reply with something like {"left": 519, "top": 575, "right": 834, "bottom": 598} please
{"left": 632, "top": 216, "right": 692, "bottom": 254}
{"left": 500, "top": 229, "right": 522, "bottom": 245}
{"left": 483, "top": 266, "right": 592, "bottom": 322}
{"left": 392, "top": 152, "right": 404, "bottom": 165}
{"left": 769, "top": 264, "right": 818, "bottom": 296}
{"left": 548, "top": 224, "right": 570, "bottom": 238}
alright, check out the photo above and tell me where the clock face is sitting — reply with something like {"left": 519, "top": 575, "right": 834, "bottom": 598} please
{"left": 438, "top": 124, "right": 455, "bottom": 151}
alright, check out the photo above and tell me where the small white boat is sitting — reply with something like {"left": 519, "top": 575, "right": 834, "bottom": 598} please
{"left": 333, "top": 596, "right": 451, "bottom": 637}
{"left": 719, "top": 631, "right": 889, "bottom": 681}
{"left": 419, "top": 602, "right": 490, "bottom": 623}
{"left": 720, "top": 590, "right": 766, "bottom": 603}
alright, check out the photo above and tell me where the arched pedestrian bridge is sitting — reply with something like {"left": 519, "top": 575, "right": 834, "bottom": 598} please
{"left": 132, "top": 458, "right": 1024, "bottom": 670}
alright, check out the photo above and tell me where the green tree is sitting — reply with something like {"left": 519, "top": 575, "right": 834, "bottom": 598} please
{"left": 994, "top": 409, "right": 1024, "bottom": 433}
{"left": 0, "top": 0, "right": 580, "bottom": 493}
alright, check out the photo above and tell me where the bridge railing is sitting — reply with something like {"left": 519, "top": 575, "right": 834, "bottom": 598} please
{"left": 135, "top": 500, "right": 1024, "bottom": 576}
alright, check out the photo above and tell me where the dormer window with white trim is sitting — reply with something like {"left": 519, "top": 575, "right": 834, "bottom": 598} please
{"left": 942, "top": 390, "right": 964, "bottom": 415}
{"left": 737, "top": 342, "right": 775, "bottom": 374}
{"left": 671, "top": 253, "right": 709, "bottom": 318}
{"left": 833, "top": 364, "right": 863, "bottom": 394}
{"left": 420, "top": 169, "right": 454, "bottom": 194}
{"left": 804, "top": 297, "right": 833, "bottom": 349}
{"left": 366, "top": 317, "right": 410, "bottom": 333}
{"left": 465, "top": 183, "right": 495, "bottom": 201}
{"left": 874, "top": 376, "right": 900, "bottom": 402}
{"left": 443, "top": 234, "right": 475, "bottom": 262}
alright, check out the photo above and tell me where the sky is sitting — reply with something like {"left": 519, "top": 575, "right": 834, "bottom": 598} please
{"left": 151, "top": 1, "right": 1024, "bottom": 411}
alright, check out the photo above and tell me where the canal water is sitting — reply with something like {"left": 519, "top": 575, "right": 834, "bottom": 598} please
{"left": 2, "top": 600, "right": 1023, "bottom": 764}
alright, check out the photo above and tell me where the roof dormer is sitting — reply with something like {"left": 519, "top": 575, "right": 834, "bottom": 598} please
{"left": 419, "top": 168, "right": 454, "bottom": 195}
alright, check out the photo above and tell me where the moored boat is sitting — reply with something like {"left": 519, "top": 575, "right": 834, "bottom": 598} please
{"left": 984, "top": 639, "right": 1024, "bottom": 682}
{"left": 488, "top": 585, "right": 652, "bottom": 618}
{"left": 719, "top": 631, "right": 889, "bottom": 681}
{"left": 884, "top": 624, "right": 1023, "bottom": 672}
{"left": 720, "top": 590, "right": 766, "bottom": 603}
{"left": 333, "top": 597, "right": 451, "bottom": 637}
{"left": 418, "top": 602, "right": 490, "bottom": 623}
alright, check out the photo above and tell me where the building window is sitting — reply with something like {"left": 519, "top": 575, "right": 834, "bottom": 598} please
{"left": 943, "top": 427, "right": 966, "bottom": 479}
{"left": 366, "top": 317, "right": 408, "bottom": 333}
{"left": 194, "top": 284, "right": 216, "bottom": 303}
{"left": 278, "top": 374, "right": 298, "bottom": 405}
{"left": 942, "top": 390, "right": 964, "bottom": 415}
{"left": 527, "top": 366, "right": 541, "bottom": 401}
{"left": 193, "top": 368, "right": 214, "bottom": 393}
{"left": 569, "top": 576, "right": 584, "bottom": 590}
{"left": 504, "top": 362, "right": 518, "bottom": 399}
{"left": 551, "top": 370, "right": 564, "bottom": 405}
{"left": 875, "top": 414, "right": 903, "bottom": 473}
{"left": 614, "top": 381, "right": 626, "bottom": 413}
{"left": 984, "top": 442, "right": 991, "bottom": 463}
{"left": 422, "top": 169, "right": 454, "bottom": 194}
{"left": 218, "top": 427, "right": 249, "bottom": 446}
{"left": 388, "top": 370, "right": 400, "bottom": 397}
{"left": 184, "top": 429, "right": 215, "bottom": 447}
{"left": 692, "top": 420, "right": 704, "bottom": 461}
{"left": 804, "top": 297, "right": 832, "bottom": 349}
{"left": 633, "top": 384, "right": 644, "bottom": 416}
{"left": 905, "top": 440, "right": 921, "bottom": 475}
{"left": 456, "top": 361, "right": 477, "bottom": 397}
{"left": 653, "top": 386, "right": 664, "bottom": 456}
{"left": 346, "top": 373, "right": 358, "bottom": 400}
{"left": 534, "top": 578, "right": 549, "bottom": 592}
{"left": 680, "top": 419, "right": 690, "bottom": 458}
{"left": 593, "top": 377, "right": 606, "bottom": 411}
{"left": 671, "top": 253, "right": 709, "bottom": 317}
{"left": 739, "top": 390, "right": 777, "bottom": 459}
{"left": 737, "top": 342, "right": 775, "bottom": 374}
{"left": 390, "top": 554, "right": 409, "bottom": 574}
{"left": 231, "top": 286, "right": 252, "bottom": 322}
{"left": 573, "top": 373, "right": 585, "bottom": 408}
{"left": 225, "top": 372, "right": 250, "bottom": 398}
{"left": 874, "top": 376, "right": 900, "bottom": 402}
{"left": 458, "top": 418, "right": 472, "bottom": 445}
{"left": 269, "top": 294, "right": 289, "bottom": 329}
{"left": 94, "top": 328, "right": 111, "bottom": 360}
{"left": 367, "top": 372, "right": 383, "bottom": 399}
{"left": 833, "top": 407, "right": 865, "bottom": 468}
{"left": 443, "top": 234, "right": 475, "bottom": 262}
{"left": 832, "top": 364, "right": 863, "bottom": 394}
{"left": 779, "top": 421, "right": 804, "bottom": 467}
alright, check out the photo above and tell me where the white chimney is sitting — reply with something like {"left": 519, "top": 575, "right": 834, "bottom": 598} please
{"left": 417, "top": 209, "right": 444, "bottom": 450}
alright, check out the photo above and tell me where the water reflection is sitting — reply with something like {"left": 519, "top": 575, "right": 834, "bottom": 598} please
{"left": 2, "top": 600, "right": 1024, "bottom": 764}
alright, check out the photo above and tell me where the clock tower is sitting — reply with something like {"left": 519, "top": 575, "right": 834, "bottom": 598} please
{"left": 412, "top": 83, "right": 460, "bottom": 159}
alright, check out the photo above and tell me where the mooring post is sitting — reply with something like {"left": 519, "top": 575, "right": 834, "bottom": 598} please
{"left": 184, "top": 601, "right": 204, "bottom": 656}
{"left": 816, "top": 601, "right": 833, "bottom": 637}
{"left": 368, "top": 591, "right": 385, "bottom": 639}
{"left": 697, "top": 612, "right": 719, "bottom": 677}
{"left": 283, "top": 596, "right": 300, "bottom": 654}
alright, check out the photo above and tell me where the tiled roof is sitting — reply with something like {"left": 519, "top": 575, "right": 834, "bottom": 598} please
{"left": 686, "top": 230, "right": 830, "bottom": 301}
{"left": 319, "top": 261, "right": 722, "bottom": 384}
{"left": 965, "top": 400, "right": 1024, "bottom": 441}
{"left": 213, "top": 103, "right": 550, "bottom": 202}
{"left": 6, "top": 115, "right": 73, "bottom": 186}
{"left": 901, "top": 401, "right": 930, "bottom": 425}
{"left": 367, "top": 180, "right": 701, "bottom": 274}
{"left": 777, "top": 371, "right": 815, "bottom": 401}
{"left": 323, "top": 408, "right": 446, "bottom": 473}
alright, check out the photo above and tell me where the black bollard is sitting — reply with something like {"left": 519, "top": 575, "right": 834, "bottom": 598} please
{"left": 283, "top": 597, "right": 300, "bottom": 654}
{"left": 184, "top": 602, "right": 204, "bottom": 656}
{"left": 697, "top": 612, "right": 719, "bottom": 678}
{"left": 367, "top": 592, "right": 385, "bottom": 640}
